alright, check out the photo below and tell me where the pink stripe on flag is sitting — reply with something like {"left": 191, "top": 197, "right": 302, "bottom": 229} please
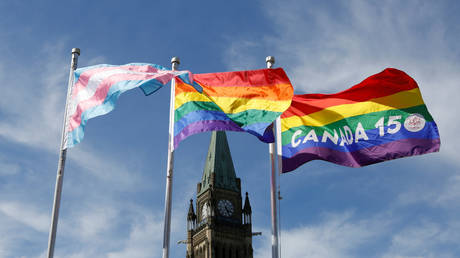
{"left": 67, "top": 72, "right": 172, "bottom": 132}
{"left": 72, "top": 64, "right": 161, "bottom": 98}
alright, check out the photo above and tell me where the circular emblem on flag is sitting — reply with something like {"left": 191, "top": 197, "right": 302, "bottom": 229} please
{"left": 404, "top": 113, "right": 426, "bottom": 132}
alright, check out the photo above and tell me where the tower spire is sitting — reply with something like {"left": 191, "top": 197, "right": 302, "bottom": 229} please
{"left": 198, "top": 131, "right": 238, "bottom": 195}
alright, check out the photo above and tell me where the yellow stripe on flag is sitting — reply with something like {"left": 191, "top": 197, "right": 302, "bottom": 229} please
{"left": 281, "top": 88, "right": 424, "bottom": 132}
{"left": 176, "top": 91, "right": 291, "bottom": 113}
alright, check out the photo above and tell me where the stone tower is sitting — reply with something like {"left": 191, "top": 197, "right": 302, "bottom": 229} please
{"left": 186, "top": 131, "right": 253, "bottom": 258}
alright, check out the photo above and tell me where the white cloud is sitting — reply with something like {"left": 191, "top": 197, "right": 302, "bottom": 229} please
{"left": 383, "top": 220, "right": 460, "bottom": 258}
{"left": 76, "top": 205, "right": 118, "bottom": 238}
{"left": 0, "top": 45, "right": 67, "bottom": 150}
{"left": 0, "top": 40, "right": 106, "bottom": 152}
{"left": 0, "top": 201, "right": 49, "bottom": 233}
{"left": 435, "top": 175, "right": 460, "bottom": 207}
{"left": 223, "top": 40, "right": 263, "bottom": 71}
{"left": 255, "top": 211, "right": 388, "bottom": 258}
{"left": 106, "top": 213, "right": 163, "bottom": 258}
{"left": 67, "top": 145, "right": 147, "bottom": 191}
{"left": 395, "top": 172, "right": 460, "bottom": 213}
{"left": 0, "top": 159, "right": 20, "bottom": 175}
{"left": 54, "top": 204, "right": 166, "bottom": 258}
{"left": 37, "top": 204, "right": 169, "bottom": 258}
{"left": 254, "top": 208, "right": 460, "bottom": 258}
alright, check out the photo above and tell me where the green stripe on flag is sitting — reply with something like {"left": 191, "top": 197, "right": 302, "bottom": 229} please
{"left": 282, "top": 105, "right": 433, "bottom": 145}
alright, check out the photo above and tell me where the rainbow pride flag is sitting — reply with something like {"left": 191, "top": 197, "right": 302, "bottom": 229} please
{"left": 174, "top": 68, "right": 294, "bottom": 149}
{"left": 280, "top": 68, "right": 440, "bottom": 172}
{"left": 64, "top": 63, "right": 189, "bottom": 149}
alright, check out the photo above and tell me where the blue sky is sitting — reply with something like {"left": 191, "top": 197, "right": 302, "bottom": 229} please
{"left": 0, "top": 0, "right": 459, "bottom": 257}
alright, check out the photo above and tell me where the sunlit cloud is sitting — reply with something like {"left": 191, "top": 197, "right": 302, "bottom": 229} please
{"left": 255, "top": 211, "right": 389, "bottom": 258}
{"left": 0, "top": 201, "right": 49, "bottom": 233}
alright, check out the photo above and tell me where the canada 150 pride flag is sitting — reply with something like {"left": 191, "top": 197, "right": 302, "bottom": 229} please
{"left": 64, "top": 63, "right": 190, "bottom": 149}
{"left": 174, "top": 68, "right": 294, "bottom": 149}
{"left": 280, "top": 68, "right": 440, "bottom": 173}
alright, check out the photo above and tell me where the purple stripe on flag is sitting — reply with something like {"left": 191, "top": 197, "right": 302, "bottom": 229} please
{"left": 282, "top": 138, "right": 440, "bottom": 172}
{"left": 174, "top": 120, "right": 244, "bottom": 148}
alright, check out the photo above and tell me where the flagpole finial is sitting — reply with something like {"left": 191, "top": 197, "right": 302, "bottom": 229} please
{"left": 266, "top": 56, "right": 275, "bottom": 68}
{"left": 171, "top": 56, "right": 180, "bottom": 64}
{"left": 72, "top": 48, "right": 80, "bottom": 56}
{"left": 171, "top": 57, "right": 180, "bottom": 71}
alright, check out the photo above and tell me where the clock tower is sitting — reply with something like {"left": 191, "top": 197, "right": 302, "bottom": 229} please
{"left": 186, "top": 131, "right": 253, "bottom": 258}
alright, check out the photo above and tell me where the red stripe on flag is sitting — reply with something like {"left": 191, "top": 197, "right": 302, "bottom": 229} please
{"left": 282, "top": 68, "right": 418, "bottom": 118}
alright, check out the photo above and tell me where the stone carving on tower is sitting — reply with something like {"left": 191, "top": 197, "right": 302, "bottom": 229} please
{"left": 186, "top": 131, "right": 253, "bottom": 258}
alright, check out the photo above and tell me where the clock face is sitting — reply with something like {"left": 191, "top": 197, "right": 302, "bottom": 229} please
{"left": 201, "top": 203, "right": 210, "bottom": 220}
{"left": 217, "top": 199, "right": 234, "bottom": 217}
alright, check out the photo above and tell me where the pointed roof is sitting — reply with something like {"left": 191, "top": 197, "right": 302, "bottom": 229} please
{"left": 198, "top": 131, "right": 238, "bottom": 195}
{"left": 187, "top": 199, "right": 196, "bottom": 220}
{"left": 243, "top": 192, "right": 252, "bottom": 214}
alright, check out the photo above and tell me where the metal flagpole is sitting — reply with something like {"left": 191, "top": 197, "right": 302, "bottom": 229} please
{"left": 266, "top": 56, "right": 279, "bottom": 258}
{"left": 275, "top": 117, "right": 282, "bottom": 183}
{"left": 47, "top": 48, "right": 80, "bottom": 258}
{"left": 275, "top": 115, "right": 283, "bottom": 258}
{"left": 162, "top": 56, "right": 180, "bottom": 258}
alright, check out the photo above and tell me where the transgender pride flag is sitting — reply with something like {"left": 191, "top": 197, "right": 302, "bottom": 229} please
{"left": 63, "top": 63, "right": 189, "bottom": 149}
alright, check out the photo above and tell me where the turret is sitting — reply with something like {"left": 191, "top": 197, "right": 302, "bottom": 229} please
{"left": 243, "top": 192, "right": 252, "bottom": 225}
{"left": 187, "top": 199, "right": 196, "bottom": 231}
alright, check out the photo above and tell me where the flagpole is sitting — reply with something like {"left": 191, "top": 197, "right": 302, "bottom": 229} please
{"left": 266, "top": 56, "right": 279, "bottom": 258}
{"left": 47, "top": 48, "right": 80, "bottom": 258}
{"left": 275, "top": 117, "right": 282, "bottom": 176}
{"left": 162, "top": 56, "right": 180, "bottom": 258}
{"left": 275, "top": 113, "right": 283, "bottom": 258}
